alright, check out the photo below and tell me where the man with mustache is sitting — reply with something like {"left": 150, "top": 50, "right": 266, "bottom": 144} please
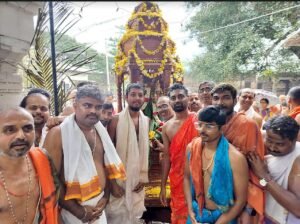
{"left": 211, "top": 83, "right": 265, "bottom": 223}
{"left": 0, "top": 107, "right": 59, "bottom": 223}
{"left": 248, "top": 116, "right": 300, "bottom": 223}
{"left": 99, "top": 103, "right": 114, "bottom": 128}
{"left": 184, "top": 105, "right": 248, "bottom": 224}
{"left": 198, "top": 81, "right": 215, "bottom": 109}
{"left": 160, "top": 83, "right": 198, "bottom": 224}
{"left": 43, "top": 84, "right": 125, "bottom": 224}
{"left": 156, "top": 96, "right": 174, "bottom": 122}
{"left": 20, "top": 88, "right": 51, "bottom": 147}
{"left": 188, "top": 92, "right": 202, "bottom": 113}
{"left": 106, "top": 83, "right": 150, "bottom": 224}
{"left": 234, "top": 88, "right": 263, "bottom": 129}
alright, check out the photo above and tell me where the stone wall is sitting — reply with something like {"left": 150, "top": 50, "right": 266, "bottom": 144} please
{"left": 0, "top": 2, "right": 43, "bottom": 110}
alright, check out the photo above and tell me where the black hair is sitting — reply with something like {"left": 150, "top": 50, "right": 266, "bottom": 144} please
{"left": 167, "top": 83, "right": 188, "bottom": 97}
{"left": 20, "top": 88, "right": 51, "bottom": 108}
{"left": 288, "top": 86, "right": 300, "bottom": 104}
{"left": 198, "top": 81, "right": 215, "bottom": 89}
{"left": 102, "top": 103, "right": 114, "bottom": 110}
{"left": 263, "top": 115, "right": 299, "bottom": 141}
{"left": 211, "top": 83, "right": 237, "bottom": 99}
{"left": 76, "top": 84, "right": 104, "bottom": 102}
{"left": 198, "top": 105, "right": 227, "bottom": 126}
{"left": 238, "top": 88, "right": 256, "bottom": 97}
{"left": 260, "top": 98, "right": 269, "bottom": 104}
{"left": 125, "top": 83, "right": 144, "bottom": 96}
{"left": 76, "top": 81, "right": 96, "bottom": 89}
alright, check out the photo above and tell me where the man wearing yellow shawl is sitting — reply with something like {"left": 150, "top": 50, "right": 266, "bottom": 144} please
{"left": 43, "top": 85, "right": 126, "bottom": 224}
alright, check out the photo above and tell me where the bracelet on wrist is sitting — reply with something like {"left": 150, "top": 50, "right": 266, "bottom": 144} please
{"left": 80, "top": 206, "right": 88, "bottom": 221}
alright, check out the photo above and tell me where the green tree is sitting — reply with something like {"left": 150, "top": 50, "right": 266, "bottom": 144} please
{"left": 184, "top": 2, "right": 300, "bottom": 82}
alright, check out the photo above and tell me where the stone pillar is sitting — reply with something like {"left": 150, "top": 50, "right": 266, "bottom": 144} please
{"left": 0, "top": 2, "right": 43, "bottom": 110}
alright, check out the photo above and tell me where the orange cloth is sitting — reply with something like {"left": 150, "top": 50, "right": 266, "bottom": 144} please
{"left": 29, "top": 148, "right": 59, "bottom": 224}
{"left": 169, "top": 113, "right": 198, "bottom": 224}
{"left": 289, "top": 105, "right": 300, "bottom": 119}
{"left": 222, "top": 113, "right": 265, "bottom": 216}
{"left": 189, "top": 137, "right": 205, "bottom": 213}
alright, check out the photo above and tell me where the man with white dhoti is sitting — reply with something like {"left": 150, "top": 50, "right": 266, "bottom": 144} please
{"left": 248, "top": 115, "right": 300, "bottom": 224}
{"left": 43, "top": 84, "right": 126, "bottom": 224}
{"left": 107, "top": 83, "right": 150, "bottom": 224}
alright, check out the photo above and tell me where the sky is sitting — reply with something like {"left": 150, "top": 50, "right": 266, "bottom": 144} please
{"left": 66, "top": 1, "right": 200, "bottom": 62}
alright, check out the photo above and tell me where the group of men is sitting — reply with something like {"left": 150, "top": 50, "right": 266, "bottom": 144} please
{"left": 0, "top": 79, "right": 300, "bottom": 224}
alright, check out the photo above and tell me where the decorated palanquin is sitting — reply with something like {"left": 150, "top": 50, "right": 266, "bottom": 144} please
{"left": 113, "top": 1, "right": 184, "bottom": 220}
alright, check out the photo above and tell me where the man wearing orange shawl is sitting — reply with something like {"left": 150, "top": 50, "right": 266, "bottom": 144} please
{"left": 211, "top": 84, "right": 265, "bottom": 223}
{"left": 288, "top": 86, "right": 300, "bottom": 141}
{"left": 184, "top": 105, "right": 248, "bottom": 224}
{"left": 0, "top": 107, "right": 59, "bottom": 224}
{"left": 160, "top": 84, "right": 198, "bottom": 224}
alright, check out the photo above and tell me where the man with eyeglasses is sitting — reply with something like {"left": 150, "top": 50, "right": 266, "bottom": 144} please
{"left": 198, "top": 81, "right": 215, "bottom": 109}
{"left": 234, "top": 88, "right": 263, "bottom": 129}
{"left": 156, "top": 96, "right": 174, "bottom": 122}
{"left": 160, "top": 83, "right": 198, "bottom": 224}
{"left": 211, "top": 83, "right": 265, "bottom": 223}
{"left": 184, "top": 105, "right": 248, "bottom": 223}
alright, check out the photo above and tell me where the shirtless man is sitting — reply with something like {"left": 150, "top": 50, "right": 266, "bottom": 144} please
{"left": 0, "top": 107, "right": 58, "bottom": 224}
{"left": 160, "top": 83, "right": 198, "bottom": 223}
{"left": 43, "top": 84, "right": 125, "bottom": 223}
{"left": 106, "top": 83, "right": 149, "bottom": 224}
{"left": 184, "top": 105, "right": 248, "bottom": 223}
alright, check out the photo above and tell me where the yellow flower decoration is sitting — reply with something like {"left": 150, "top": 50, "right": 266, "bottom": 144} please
{"left": 149, "top": 130, "right": 156, "bottom": 140}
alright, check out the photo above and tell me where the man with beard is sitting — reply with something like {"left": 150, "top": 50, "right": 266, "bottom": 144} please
{"left": 198, "top": 81, "right": 215, "bottom": 109}
{"left": 234, "top": 88, "right": 263, "bottom": 128}
{"left": 106, "top": 83, "right": 149, "bottom": 224}
{"left": 211, "top": 83, "right": 265, "bottom": 223}
{"left": 188, "top": 92, "right": 202, "bottom": 113}
{"left": 20, "top": 88, "right": 51, "bottom": 147}
{"left": 0, "top": 107, "right": 59, "bottom": 223}
{"left": 184, "top": 105, "right": 248, "bottom": 224}
{"left": 99, "top": 103, "right": 114, "bottom": 128}
{"left": 160, "top": 83, "right": 198, "bottom": 224}
{"left": 248, "top": 116, "right": 300, "bottom": 224}
{"left": 43, "top": 85, "right": 126, "bottom": 224}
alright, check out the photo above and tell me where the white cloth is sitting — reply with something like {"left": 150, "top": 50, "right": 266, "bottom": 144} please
{"left": 60, "top": 114, "right": 125, "bottom": 224}
{"left": 60, "top": 114, "right": 125, "bottom": 197}
{"left": 234, "top": 102, "right": 256, "bottom": 119}
{"left": 38, "top": 125, "right": 48, "bottom": 148}
{"left": 105, "top": 107, "right": 149, "bottom": 224}
{"left": 61, "top": 192, "right": 107, "bottom": 224}
{"left": 265, "top": 142, "right": 300, "bottom": 224}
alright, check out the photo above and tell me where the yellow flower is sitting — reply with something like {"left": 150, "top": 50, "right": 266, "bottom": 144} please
{"left": 149, "top": 130, "right": 156, "bottom": 140}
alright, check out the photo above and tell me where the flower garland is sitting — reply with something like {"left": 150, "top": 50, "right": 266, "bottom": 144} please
{"left": 130, "top": 46, "right": 169, "bottom": 79}
{"left": 136, "top": 35, "right": 166, "bottom": 56}
{"left": 114, "top": 1, "right": 184, "bottom": 82}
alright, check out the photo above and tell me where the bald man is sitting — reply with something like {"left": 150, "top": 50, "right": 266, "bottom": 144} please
{"left": 156, "top": 96, "right": 174, "bottom": 122}
{"left": 0, "top": 107, "right": 59, "bottom": 223}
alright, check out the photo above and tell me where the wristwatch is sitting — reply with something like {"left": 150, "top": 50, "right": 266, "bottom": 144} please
{"left": 259, "top": 177, "right": 270, "bottom": 187}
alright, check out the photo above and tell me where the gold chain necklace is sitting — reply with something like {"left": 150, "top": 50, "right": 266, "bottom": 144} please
{"left": 202, "top": 149, "right": 216, "bottom": 175}
{"left": 0, "top": 155, "right": 32, "bottom": 224}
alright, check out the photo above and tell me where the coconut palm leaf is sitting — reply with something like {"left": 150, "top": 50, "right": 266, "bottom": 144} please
{"left": 21, "top": 2, "right": 97, "bottom": 114}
